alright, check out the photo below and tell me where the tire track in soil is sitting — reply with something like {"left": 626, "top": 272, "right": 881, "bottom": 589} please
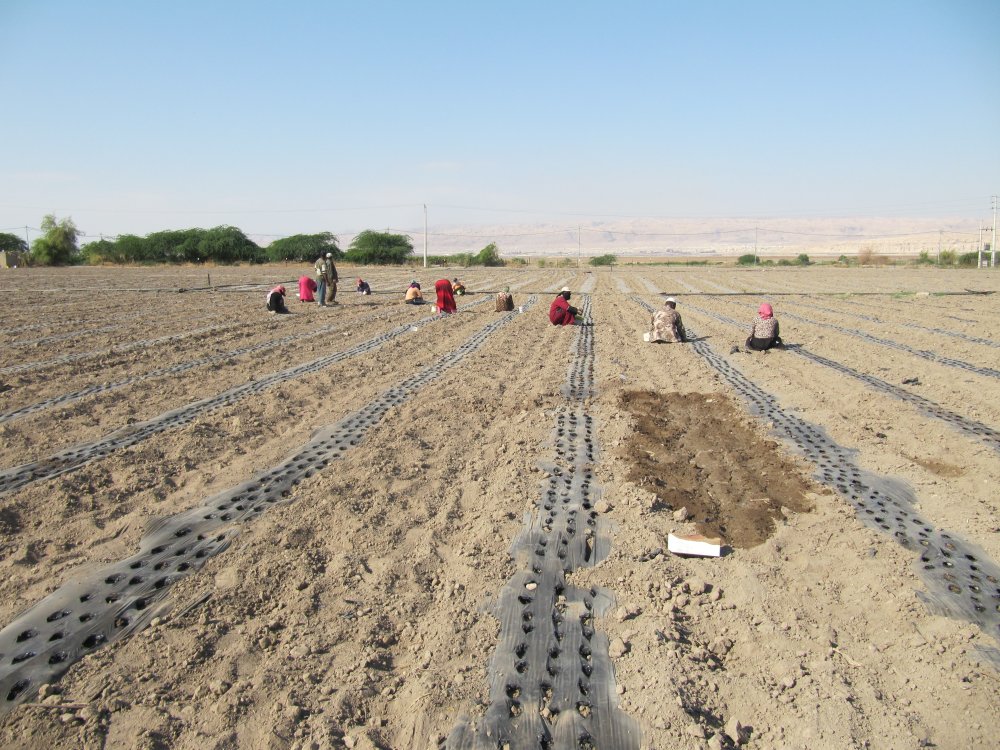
{"left": 779, "top": 297, "right": 1000, "bottom": 350}
{"left": 715, "top": 296, "right": 1000, "bottom": 381}
{"left": 0, "top": 297, "right": 539, "bottom": 717}
{"left": 681, "top": 300, "right": 1000, "bottom": 454}
{"left": 0, "top": 298, "right": 493, "bottom": 498}
{"left": 447, "top": 297, "right": 641, "bottom": 750}
{"left": 631, "top": 294, "right": 1000, "bottom": 664}
{"left": 0, "top": 304, "right": 440, "bottom": 426}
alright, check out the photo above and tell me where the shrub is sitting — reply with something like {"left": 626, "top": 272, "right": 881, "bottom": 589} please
{"left": 589, "top": 254, "right": 617, "bottom": 267}
{"left": 474, "top": 242, "right": 504, "bottom": 266}
{"left": 915, "top": 250, "right": 934, "bottom": 265}
{"left": 737, "top": 253, "right": 758, "bottom": 266}
{"left": 938, "top": 249, "right": 957, "bottom": 266}
{"left": 957, "top": 252, "right": 980, "bottom": 268}
{"left": 796, "top": 253, "right": 811, "bottom": 266}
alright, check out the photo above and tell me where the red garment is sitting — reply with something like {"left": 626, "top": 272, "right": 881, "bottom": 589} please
{"left": 298, "top": 275, "right": 317, "bottom": 302}
{"left": 435, "top": 279, "right": 457, "bottom": 313}
{"left": 549, "top": 295, "right": 575, "bottom": 326}
{"left": 758, "top": 302, "right": 773, "bottom": 319}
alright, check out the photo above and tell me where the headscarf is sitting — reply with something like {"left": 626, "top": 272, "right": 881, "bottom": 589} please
{"left": 435, "top": 278, "right": 457, "bottom": 313}
{"left": 272, "top": 285, "right": 285, "bottom": 296}
{"left": 758, "top": 303, "right": 773, "bottom": 319}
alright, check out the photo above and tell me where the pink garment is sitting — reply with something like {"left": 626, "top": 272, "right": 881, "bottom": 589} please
{"left": 758, "top": 302, "right": 773, "bottom": 319}
{"left": 298, "top": 275, "right": 317, "bottom": 302}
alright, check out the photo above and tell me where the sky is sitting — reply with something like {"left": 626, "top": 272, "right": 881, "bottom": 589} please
{"left": 1, "top": 0, "right": 998, "bottom": 246}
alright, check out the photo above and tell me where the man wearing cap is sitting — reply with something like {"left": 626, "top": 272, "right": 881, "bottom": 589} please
{"left": 549, "top": 287, "right": 579, "bottom": 326}
{"left": 314, "top": 253, "right": 330, "bottom": 307}
{"left": 324, "top": 253, "right": 339, "bottom": 305}
{"left": 649, "top": 297, "right": 686, "bottom": 343}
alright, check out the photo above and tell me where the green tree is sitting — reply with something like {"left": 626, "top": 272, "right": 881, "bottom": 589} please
{"left": 344, "top": 230, "right": 414, "bottom": 265}
{"left": 266, "top": 232, "right": 341, "bottom": 262}
{"left": 737, "top": 253, "right": 757, "bottom": 266}
{"left": 589, "top": 254, "right": 617, "bottom": 267}
{"left": 31, "top": 214, "right": 80, "bottom": 265}
{"left": 796, "top": 253, "right": 811, "bottom": 266}
{"left": 474, "top": 242, "right": 504, "bottom": 266}
{"left": 0, "top": 232, "right": 28, "bottom": 255}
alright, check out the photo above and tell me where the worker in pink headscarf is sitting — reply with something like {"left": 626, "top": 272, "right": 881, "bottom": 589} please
{"left": 746, "top": 302, "right": 782, "bottom": 351}
{"left": 266, "top": 285, "right": 289, "bottom": 314}
{"left": 298, "top": 275, "right": 317, "bottom": 302}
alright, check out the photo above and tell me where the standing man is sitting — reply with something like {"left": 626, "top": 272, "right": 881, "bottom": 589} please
{"left": 314, "top": 253, "right": 329, "bottom": 307}
{"left": 325, "top": 252, "right": 339, "bottom": 305}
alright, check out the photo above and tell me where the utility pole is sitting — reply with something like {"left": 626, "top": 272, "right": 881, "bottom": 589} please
{"left": 937, "top": 229, "right": 942, "bottom": 264}
{"left": 754, "top": 225, "right": 759, "bottom": 265}
{"left": 24, "top": 225, "right": 30, "bottom": 249}
{"left": 978, "top": 222, "right": 984, "bottom": 269}
{"left": 992, "top": 195, "right": 997, "bottom": 268}
{"left": 578, "top": 225, "right": 582, "bottom": 268}
{"left": 423, "top": 204, "right": 427, "bottom": 269}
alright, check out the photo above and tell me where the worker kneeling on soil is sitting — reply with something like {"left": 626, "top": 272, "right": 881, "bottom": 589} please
{"left": 266, "top": 285, "right": 289, "bottom": 314}
{"left": 404, "top": 280, "right": 424, "bottom": 305}
{"left": 746, "top": 302, "right": 783, "bottom": 351}
{"left": 549, "top": 287, "right": 578, "bottom": 326}
{"left": 495, "top": 286, "right": 514, "bottom": 312}
{"left": 648, "top": 297, "right": 686, "bottom": 343}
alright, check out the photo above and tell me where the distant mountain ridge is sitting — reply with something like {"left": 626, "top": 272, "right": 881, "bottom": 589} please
{"left": 315, "top": 216, "right": 985, "bottom": 258}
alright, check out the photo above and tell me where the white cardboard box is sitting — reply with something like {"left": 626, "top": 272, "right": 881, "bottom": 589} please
{"left": 668, "top": 532, "right": 724, "bottom": 557}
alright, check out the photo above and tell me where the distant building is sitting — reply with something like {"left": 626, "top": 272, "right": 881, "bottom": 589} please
{"left": 0, "top": 250, "right": 24, "bottom": 268}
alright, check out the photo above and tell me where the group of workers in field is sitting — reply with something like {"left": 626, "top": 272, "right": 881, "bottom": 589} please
{"left": 267, "top": 270, "right": 782, "bottom": 353}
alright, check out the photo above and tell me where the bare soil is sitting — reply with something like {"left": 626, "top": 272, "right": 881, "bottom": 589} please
{"left": 0, "top": 264, "right": 997, "bottom": 750}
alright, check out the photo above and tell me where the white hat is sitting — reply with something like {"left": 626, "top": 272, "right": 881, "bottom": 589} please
{"left": 560, "top": 287, "right": 571, "bottom": 293}
{"left": 325, "top": 252, "right": 333, "bottom": 258}
{"left": 664, "top": 296, "right": 676, "bottom": 303}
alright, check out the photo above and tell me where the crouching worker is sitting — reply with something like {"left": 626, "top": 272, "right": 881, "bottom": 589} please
{"left": 746, "top": 303, "right": 783, "bottom": 351}
{"left": 266, "top": 285, "right": 289, "bottom": 314}
{"left": 356, "top": 278, "right": 371, "bottom": 295}
{"left": 435, "top": 278, "right": 457, "bottom": 314}
{"left": 549, "top": 287, "right": 578, "bottom": 326}
{"left": 405, "top": 281, "right": 424, "bottom": 305}
{"left": 495, "top": 286, "right": 514, "bottom": 312}
{"left": 648, "top": 297, "right": 686, "bottom": 343}
{"left": 452, "top": 278, "right": 466, "bottom": 295}
{"left": 298, "top": 275, "right": 317, "bottom": 303}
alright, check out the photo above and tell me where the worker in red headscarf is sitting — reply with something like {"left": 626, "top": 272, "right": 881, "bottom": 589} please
{"left": 549, "top": 287, "right": 578, "bottom": 326}
{"left": 746, "top": 302, "right": 782, "bottom": 350}
{"left": 435, "top": 278, "right": 457, "bottom": 314}
{"left": 266, "top": 285, "right": 289, "bottom": 314}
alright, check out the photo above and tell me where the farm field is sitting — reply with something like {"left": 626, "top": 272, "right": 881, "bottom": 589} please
{"left": 0, "top": 264, "right": 998, "bottom": 750}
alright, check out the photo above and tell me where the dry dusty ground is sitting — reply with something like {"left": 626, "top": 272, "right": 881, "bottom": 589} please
{"left": 0, "top": 264, "right": 998, "bottom": 750}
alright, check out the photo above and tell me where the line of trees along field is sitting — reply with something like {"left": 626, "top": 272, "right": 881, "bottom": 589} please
{"left": 1, "top": 216, "right": 515, "bottom": 267}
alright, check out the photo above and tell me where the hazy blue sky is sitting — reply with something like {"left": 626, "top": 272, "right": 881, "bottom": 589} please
{"left": 1, "top": 0, "right": 998, "bottom": 243}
